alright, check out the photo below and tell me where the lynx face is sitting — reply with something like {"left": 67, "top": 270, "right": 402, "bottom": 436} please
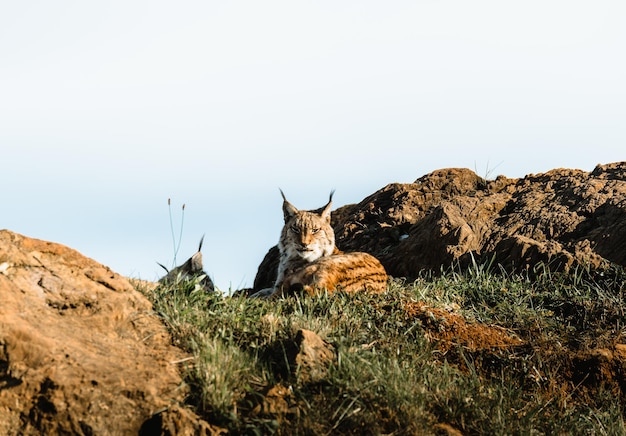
{"left": 278, "top": 194, "right": 336, "bottom": 263}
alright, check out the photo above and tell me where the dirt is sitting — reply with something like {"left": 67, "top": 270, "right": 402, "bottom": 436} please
{"left": 400, "top": 300, "right": 626, "bottom": 402}
{"left": 401, "top": 301, "right": 524, "bottom": 353}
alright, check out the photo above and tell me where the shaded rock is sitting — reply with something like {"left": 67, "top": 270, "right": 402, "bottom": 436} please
{"left": 253, "top": 163, "right": 626, "bottom": 288}
{"left": 0, "top": 230, "right": 204, "bottom": 435}
{"left": 572, "top": 345, "right": 626, "bottom": 395}
{"left": 252, "top": 246, "right": 280, "bottom": 294}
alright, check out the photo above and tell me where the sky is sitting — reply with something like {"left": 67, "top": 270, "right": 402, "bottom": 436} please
{"left": 1, "top": 1, "right": 624, "bottom": 292}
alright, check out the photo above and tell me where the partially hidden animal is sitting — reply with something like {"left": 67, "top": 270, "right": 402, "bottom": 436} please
{"left": 251, "top": 190, "right": 387, "bottom": 298}
{"left": 158, "top": 236, "right": 215, "bottom": 292}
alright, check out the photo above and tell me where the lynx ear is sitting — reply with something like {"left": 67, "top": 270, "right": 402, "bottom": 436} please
{"left": 191, "top": 252, "right": 203, "bottom": 273}
{"left": 280, "top": 189, "right": 298, "bottom": 222}
{"left": 321, "top": 190, "right": 334, "bottom": 222}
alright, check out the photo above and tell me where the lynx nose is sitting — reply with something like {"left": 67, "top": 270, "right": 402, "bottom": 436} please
{"left": 300, "top": 231, "right": 314, "bottom": 247}
{"left": 298, "top": 235, "right": 313, "bottom": 251}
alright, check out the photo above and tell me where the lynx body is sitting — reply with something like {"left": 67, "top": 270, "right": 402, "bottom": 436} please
{"left": 255, "top": 191, "right": 387, "bottom": 298}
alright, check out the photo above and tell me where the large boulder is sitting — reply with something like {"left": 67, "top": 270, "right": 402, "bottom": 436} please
{"left": 0, "top": 230, "right": 202, "bottom": 435}
{"left": 254, "top": 163, "right": 626, "bottom": 288}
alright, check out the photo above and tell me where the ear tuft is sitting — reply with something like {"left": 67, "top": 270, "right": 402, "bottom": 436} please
{"left": 328, "top": 189, "right": 335, "bottom": 203}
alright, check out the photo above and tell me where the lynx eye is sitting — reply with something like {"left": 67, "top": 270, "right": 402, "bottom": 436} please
{"left": 311, "top": 228, "right": 320, "bottom": 234}
{"left": 290, "top": 226, "right": 301, "bottom": 234}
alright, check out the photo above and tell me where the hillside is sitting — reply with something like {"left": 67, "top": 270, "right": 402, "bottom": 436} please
{"left": 1, "top": 163, "right": 625, "bottom": 434}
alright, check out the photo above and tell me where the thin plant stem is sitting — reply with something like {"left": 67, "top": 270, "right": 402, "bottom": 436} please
{"left": 167, "top": 199, "right": 186, "bottom": 266}
{"left": 175, "top": 204, "right": 186, "bottom": 262}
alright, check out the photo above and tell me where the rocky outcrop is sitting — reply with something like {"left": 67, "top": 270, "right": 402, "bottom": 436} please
{"left": 254, "top": 162, "right": 626, "bottom": 288}
{"left": 0, "top": 230, "right": 206, "bottom": 435}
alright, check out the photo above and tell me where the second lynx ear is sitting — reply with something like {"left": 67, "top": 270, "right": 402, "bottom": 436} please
{"left": 321, "top": 190, "right": 334, "bottom": 222}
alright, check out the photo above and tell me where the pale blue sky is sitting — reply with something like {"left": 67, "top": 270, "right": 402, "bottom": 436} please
{"left": 2, "top": 1, "right": 624, "bottom": 291}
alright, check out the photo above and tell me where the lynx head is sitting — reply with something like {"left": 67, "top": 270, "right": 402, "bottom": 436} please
{"left": 278, "top": 190, "right": 336, "bottom": 263}
{"left": 158, "top": 236, "right": 215, "bottom": 292}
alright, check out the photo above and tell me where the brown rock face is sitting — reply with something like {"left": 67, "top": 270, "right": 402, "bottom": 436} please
{"left": 254, "top": 163, "right": 626, "bottom": 288}
{"left": 0, "top": 230, "right": 191, "bottom": 435}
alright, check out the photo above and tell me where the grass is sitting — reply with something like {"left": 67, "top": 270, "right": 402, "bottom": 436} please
{"left": 138, "top": 262, "right": 626, "bottom": 435}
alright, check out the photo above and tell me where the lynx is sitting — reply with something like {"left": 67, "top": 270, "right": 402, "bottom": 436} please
{"left": 158, "top": 236, "right": 215, "bottom": 292}
{"left": 252, "top": 191, "right": 387, "bottom": 298}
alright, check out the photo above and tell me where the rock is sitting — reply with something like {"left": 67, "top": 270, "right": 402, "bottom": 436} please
{"left": 140, "top": 405, "right": 226, "bottom": 436}
{"left": 251, "top": 384, "right": 298, "bottom": 421}
{"left": 433, "top": 423, "right": 464, "bottom": 436}
{"left": 253, "top": 163, "right": 626, "bottom": 288}
{"left": 0, "top": 230, "right": 208, "bottom": 435}
{"left": 293, "top": 329, "right": 335, "bottom": 385}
